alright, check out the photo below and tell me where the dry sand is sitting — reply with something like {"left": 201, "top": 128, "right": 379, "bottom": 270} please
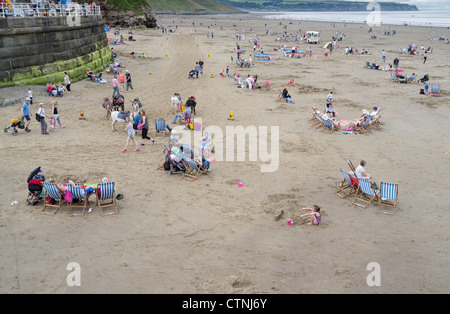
{"left": 1, "top": 13, "right": 450, "bottom": 294}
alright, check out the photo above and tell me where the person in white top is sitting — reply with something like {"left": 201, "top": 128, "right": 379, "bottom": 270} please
{"left": 37, "top": 103, "right": 50, "bottom": 135}
{"left": 327, "top": 91, "right": 334, "bottom": 103}
{"left": 28, "top": 88, "right": 33, "bottom": 104}
{"left": 355, "top": 160, "right": 372, "bottom": 180}
{"left": 64, "top": 72, "right": 71, "bottom": 93}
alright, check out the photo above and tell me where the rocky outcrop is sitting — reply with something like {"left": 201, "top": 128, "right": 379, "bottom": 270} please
{"left": 98, "top": 1, "right": 157, "bottom": 28}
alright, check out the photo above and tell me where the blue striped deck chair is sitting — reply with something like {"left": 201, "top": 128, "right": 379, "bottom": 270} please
{"left": 321, "top": 119, "right": 336, "bottom": 134}
{"left": 184, "top": 157, "right": 208, "bottom": 181}
{"left": 42, "top": 182, "right": 65, "bottom": 215}
{"left": 347, "top": 158, "right": 356, "bottom": 173}
{"left": 377, "top": 182, "right": 398, "bottom": 215}
{"left": 96, "top": 182, "right": 118, "bottom": 216}
{"left": 358, "top": 116, "right": 372, "bottom": 134}
{"left": 199, "top": 132, "right": 214, "bottom": 156}
{"left": 336, "top": 169, "right": 358, "bottom": 198}
{"left": 432, "top": 84, "right": 439, "bottom": 95}
{"left": 390, "top": 72, "right": 398, "bottom": 83}
{"left": 155, "top": 118, "right": 166, "bottom": 134}
{"left": 312, "top": 114, "right": 324, "bottom": 128}
{"left": 181, "top": 143, "right": 194, "bottom": 160}
{"left": 352, "top": 179, "right": 379, "bottom": 209}
{"left": 67, "top": 183, "right": 90, "bottom": 216}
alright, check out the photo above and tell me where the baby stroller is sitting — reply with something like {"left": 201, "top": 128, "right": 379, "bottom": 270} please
{"left": 112, "top": 95, "right": 125, "bottom": 111}
{"left": 418, "top": 74, "right": 429, "bottom": 84}
{"left": 163, "top": 143, "right": 186, "bottom": 175}
{"left": 27, "top": 166, "right": 45, "bottom": 205}
{"left": 188, "top": 70, "right": 196, "bottom": 79}
{"left": 4, "top": 117, "right": 25, "bottom": 136}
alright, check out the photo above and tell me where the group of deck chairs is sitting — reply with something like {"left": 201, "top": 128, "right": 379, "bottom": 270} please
{"left": 336, "top": 159, "right": 398, "bottom": 215}
{"left": 40, "top": 181, "right": 119, "bottom": 217}
{"left": 310, "top": 105, "right": 383, "bottom": 134}
{"left": 162, "top": 135, "right": 213, "bottom": 181}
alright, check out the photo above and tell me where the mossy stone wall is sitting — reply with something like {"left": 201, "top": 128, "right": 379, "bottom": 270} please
{"left": 0, "top": 15, "right": 111, "bottom": 87}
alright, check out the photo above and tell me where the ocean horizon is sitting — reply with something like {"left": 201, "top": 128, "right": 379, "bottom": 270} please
{"left": 259, "top": 8, "right": 450, "bottom": 28}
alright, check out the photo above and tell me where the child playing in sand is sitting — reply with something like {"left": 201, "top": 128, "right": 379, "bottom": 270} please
{"left": 300, "top": 205, "right": 321, "bottom": 225}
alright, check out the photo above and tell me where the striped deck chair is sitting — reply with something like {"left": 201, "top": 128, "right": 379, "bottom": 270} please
{"left": 310, "top": 105, "right": 321, "bottom": 124}
{"left": 96, "top": 182, "right": 118, "bottom": 216}
{"left": 352, "top": 179, "right": 379, "bottom": 208}
{"left": 377, "top": 182, "right": 398, "bottom": 215}
{"left": 321, "top": 119, "right": 336, "bottom": 134}
{"left": 42, "top": 182, "right": 65, "bottom": 215}
{"left": 367, "top": 115, "right": 382, "bottom": 131}
{"left": 200, "top": 132, "right": 214, "bottom": 156}
{"left": 184, "top": 158, "right": 208, "bottom": 181}
{"left": 357, "top": 116, "right": 372, "bottom": 135}
{"left": 336, "top": 169, "right": 358, "bottom": 198}
{"left": 67, "top": 183, "right": 90, "bottom": 216}
{"left": 390, "top": 72, "right": 399, "bottom": 83}
{"left": 181, "top": 143, "right": 194, "bottom": 160}
{"left": 347, "top": 158, "right": 356, "bottom": 173}
{"left": 155, "top": 118, "right": 166, "bottom": 134}
{"left": 312, "top": 114, "right": 324, "bottom": 128}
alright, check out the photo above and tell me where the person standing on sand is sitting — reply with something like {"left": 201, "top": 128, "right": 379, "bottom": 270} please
{"left": 423, "top": 50, "right": 428, "bottom": 64}
{"left": 112, "top": 75, "right": 121, "bottom": 97}
{"left": 122, "top": 120, "right": 140, "bottom": 152}
{"left": 393, "top": 56, "right": 399, "bottom": 71}
{"left": 125, "top": 70, "right": 133, "bottom": 91}
{"left": 64, "top": 72, "right": 71, "bottom": 93}
{"left": 119, "top": 70, "right": 125, "bottom": 91}
{"left": 381, "top": 49, "right": 386, "bottom": 63}
{"left": 22, "top": 97, "right": 32, "bottom": 133}
{"left": 199, "top": 59, "right": 204, "bottom": 75}
{"left": 194, "top": 62, "right": 200, "bottom": 79}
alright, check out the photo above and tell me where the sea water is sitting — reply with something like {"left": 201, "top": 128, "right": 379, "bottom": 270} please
{"left": 261, "top": 9, "right": 450, "bottom": 28}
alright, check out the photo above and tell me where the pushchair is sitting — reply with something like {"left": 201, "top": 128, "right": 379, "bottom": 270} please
{"left": 418, "top": 74, "right": 429, "bottom": 84}
{"left": 4, "top": 117, "right": 25, "bottom": 136}
{"left": 27, "top": 166, "right": 45, "bottom": 205}
{"left": 188, "top": 70, "right": 196, "bottom": 79}
{"left": 163, "top": 143, "right": 186, "bottom": 175}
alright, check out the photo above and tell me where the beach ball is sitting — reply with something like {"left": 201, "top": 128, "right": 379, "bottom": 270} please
{"left": 237, "top": 182, "right": 243, "bottom": 187}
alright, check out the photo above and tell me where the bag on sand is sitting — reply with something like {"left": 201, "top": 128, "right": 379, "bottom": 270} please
{"left": 164, "top": 159, "right": 171, "bottom": 171}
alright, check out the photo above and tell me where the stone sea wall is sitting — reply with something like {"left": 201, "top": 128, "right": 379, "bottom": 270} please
{"left": 0, "top": 15, "right": 111, "bottom": 87}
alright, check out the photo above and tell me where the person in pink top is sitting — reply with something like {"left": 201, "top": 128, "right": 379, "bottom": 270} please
{"left": 112, "top": 75, "right": 121, "bottom": 98}
{"left": 119, "top": 70, "right": 125, "bottom": 91}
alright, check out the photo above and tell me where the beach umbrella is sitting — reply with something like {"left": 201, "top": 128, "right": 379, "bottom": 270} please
{"left": 396, "top": 69, "right": 404, "bottom": 73}
{"left": 322, "top": 42, "right": 332, "bottom": 49}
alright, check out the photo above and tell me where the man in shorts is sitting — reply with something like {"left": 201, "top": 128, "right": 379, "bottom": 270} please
{"left": 22, "top": 97, "right": 32, "bottom": 132}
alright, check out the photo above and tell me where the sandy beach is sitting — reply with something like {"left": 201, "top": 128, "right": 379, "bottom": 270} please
{"left": 1, "top": 13, "right": 450, "bottom": 294}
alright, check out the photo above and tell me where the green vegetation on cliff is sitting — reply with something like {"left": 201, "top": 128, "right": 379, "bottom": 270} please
{"left": 105, "top": 0, "right": 241, "bottom": 14}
